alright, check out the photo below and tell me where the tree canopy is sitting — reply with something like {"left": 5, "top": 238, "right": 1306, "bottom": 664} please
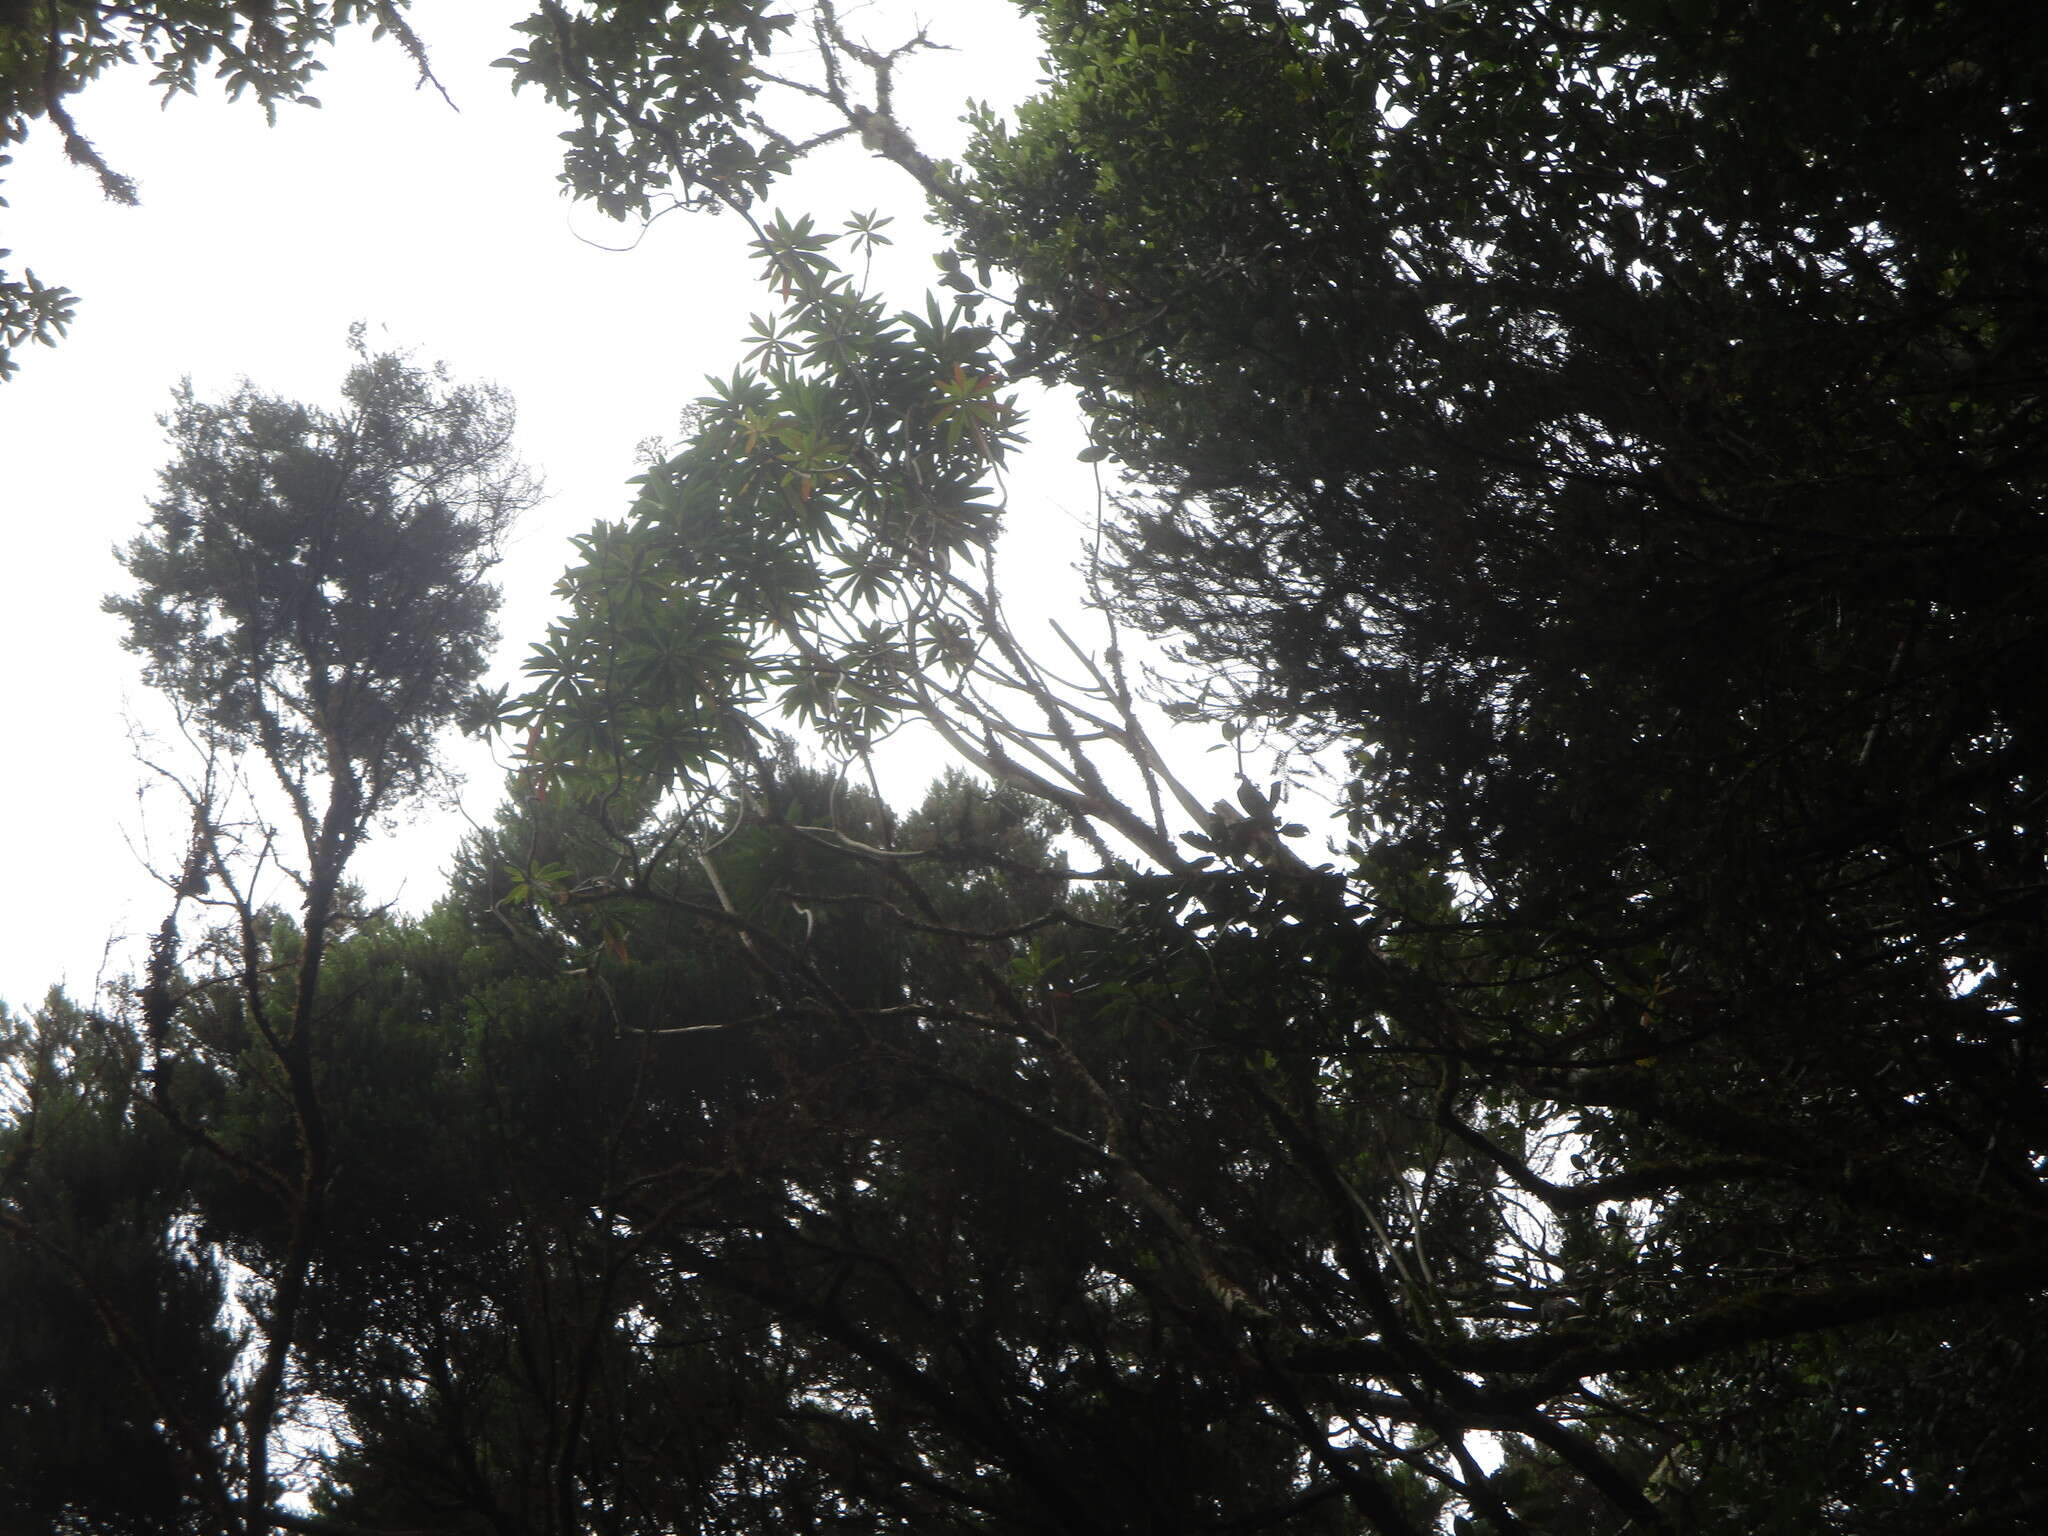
{"left": 7, "top": 2, "right": 2048, "bottom": 1533}
{"left": 109, "top": 337, "right": 534, "bottom": 809}
{"left": 3, "top": 344, "right": 531, "bottom": 1536}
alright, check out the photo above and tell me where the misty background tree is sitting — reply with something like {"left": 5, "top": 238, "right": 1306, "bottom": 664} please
{"left": 4, "top": 339, "right": 533, "bottom": 1535}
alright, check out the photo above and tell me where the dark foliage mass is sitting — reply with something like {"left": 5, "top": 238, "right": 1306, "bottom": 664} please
{"left": 6, "top": 3, "right": 2047, "bottom": 1534}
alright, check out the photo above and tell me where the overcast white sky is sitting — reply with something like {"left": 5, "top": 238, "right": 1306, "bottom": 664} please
{"left": 0, "top": 0, "right": 1130, "bottom": 1012}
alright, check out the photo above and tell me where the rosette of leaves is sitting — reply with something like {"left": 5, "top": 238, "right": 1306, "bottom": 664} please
{"left": 514, "top": 209, "right": 1019, "bottom": 796}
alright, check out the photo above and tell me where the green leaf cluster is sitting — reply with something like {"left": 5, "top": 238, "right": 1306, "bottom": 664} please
{"left": 498, "top": 1, "right": 797, "bottom": 220}
{"left": 517, "top": 208, "right": 1020, "bottom": 786}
